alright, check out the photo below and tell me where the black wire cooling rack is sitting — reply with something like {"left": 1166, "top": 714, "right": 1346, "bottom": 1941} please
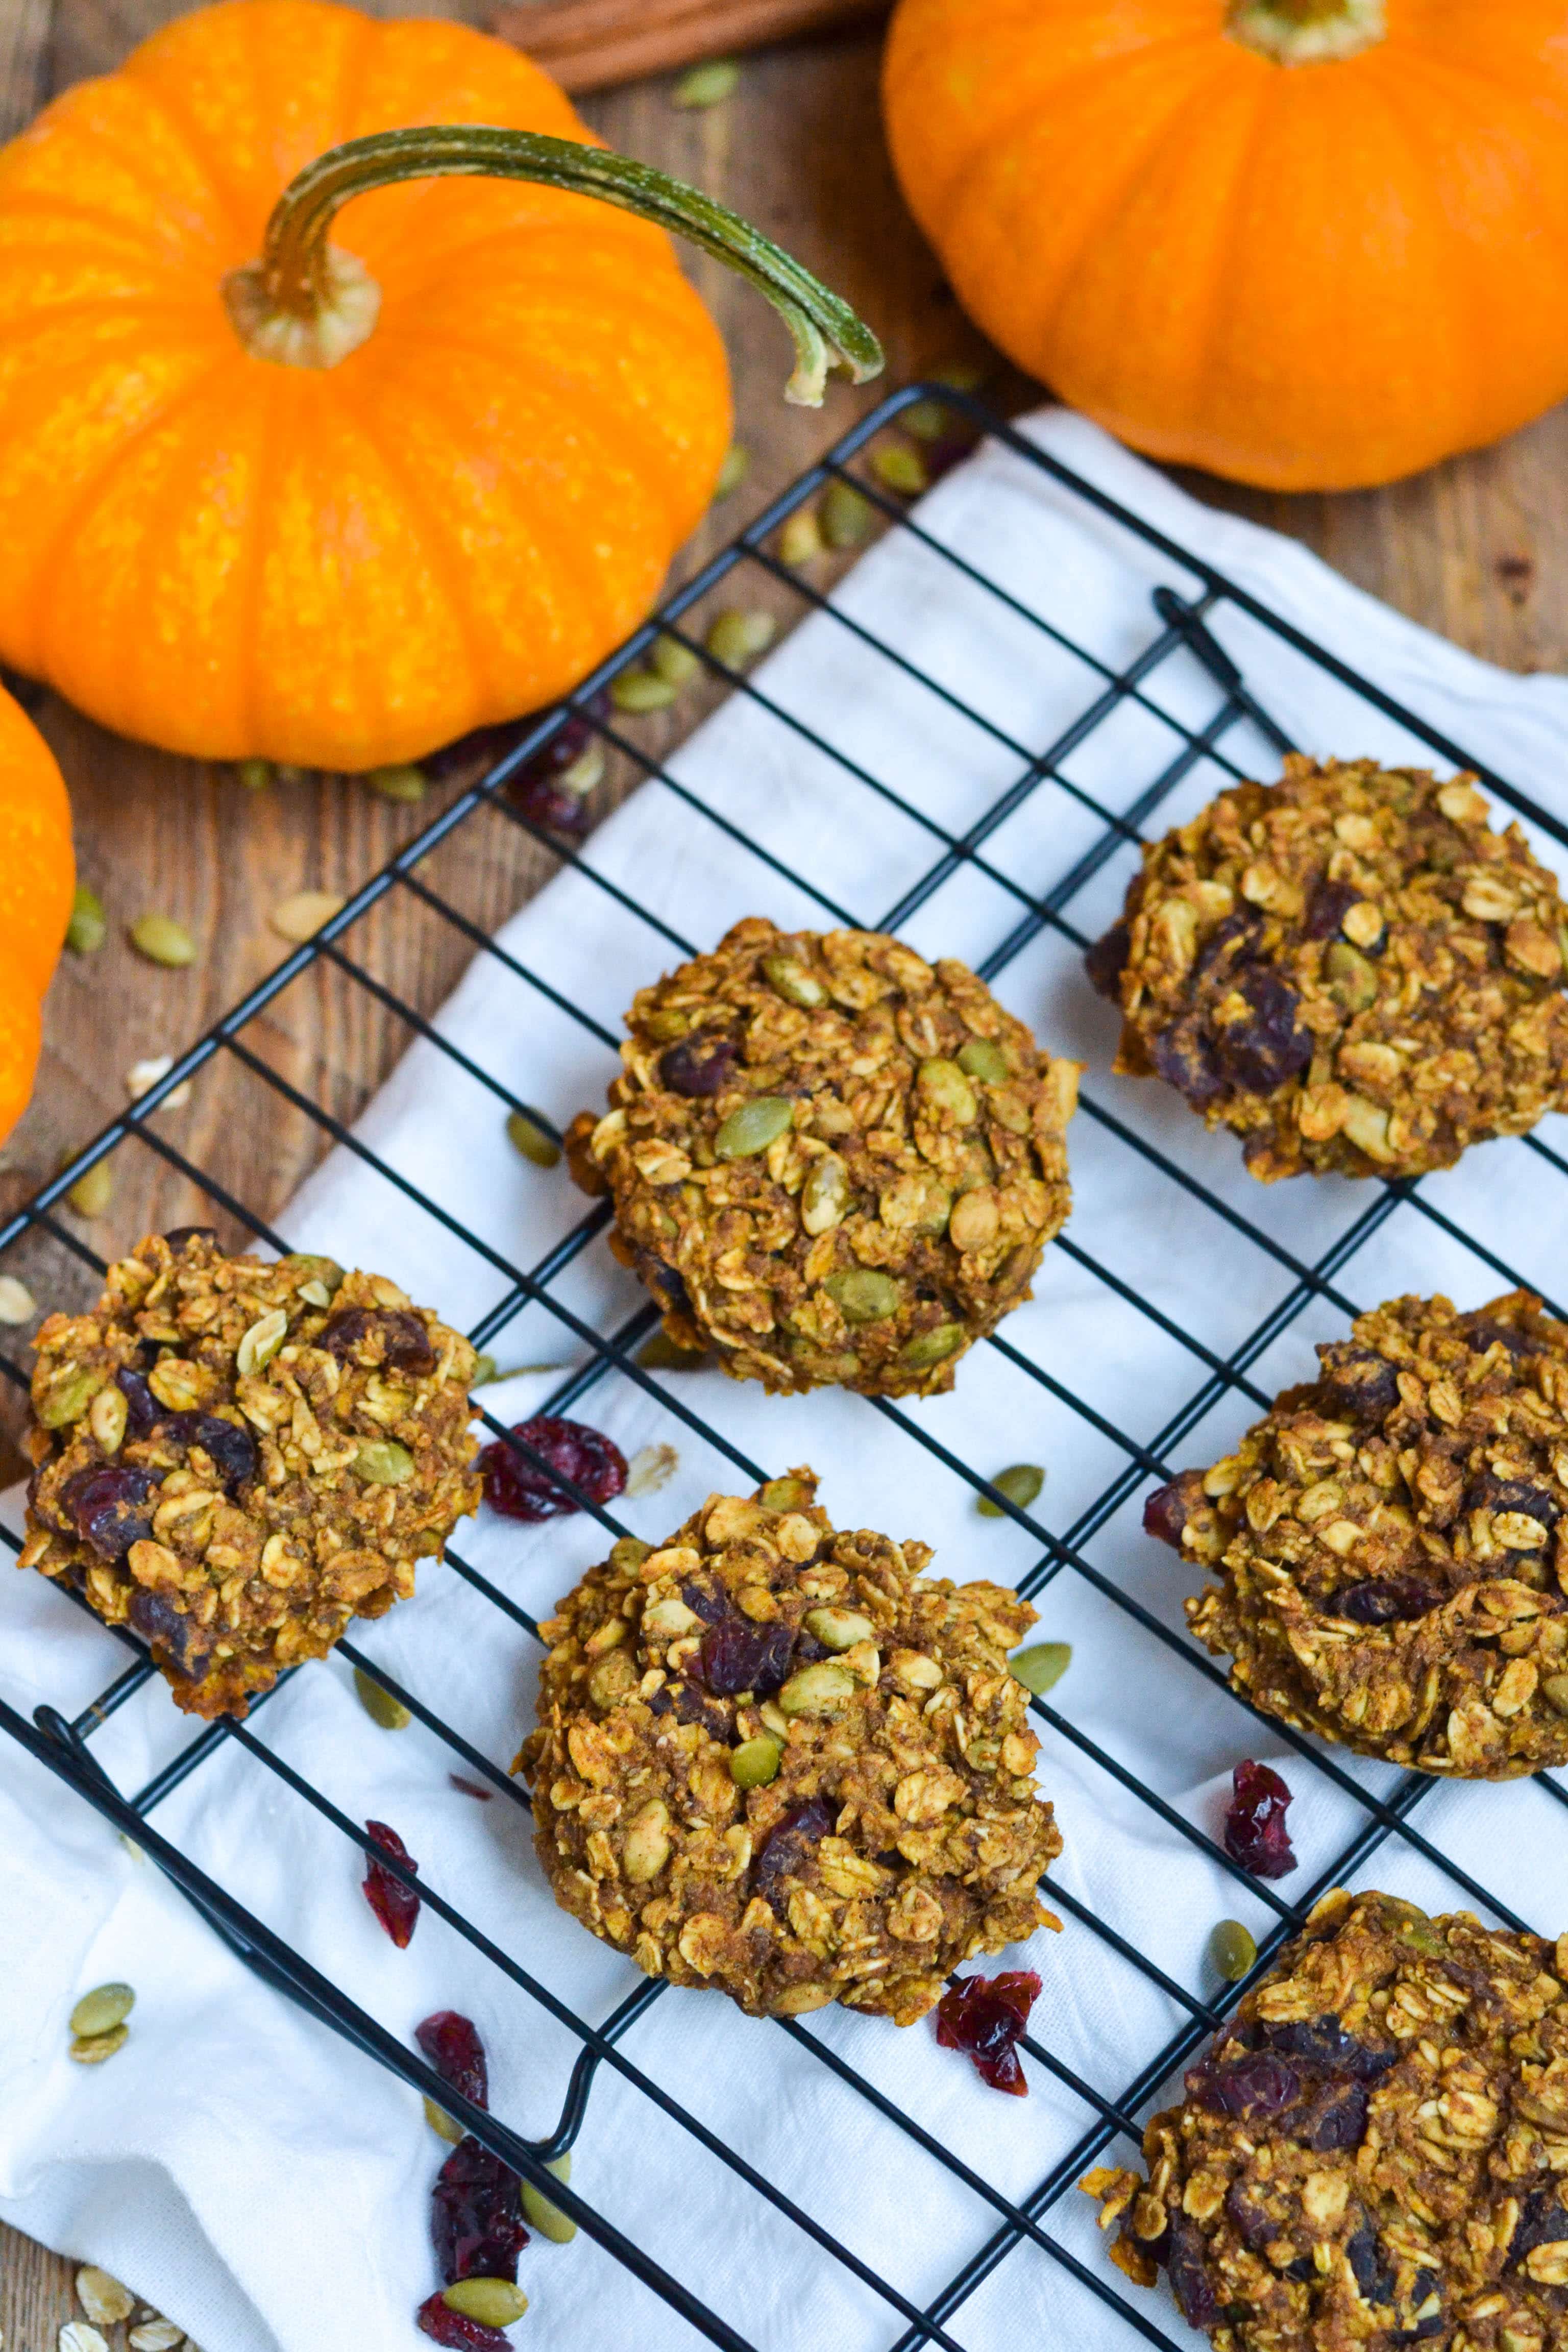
{"left": 5, "top": 384, "right": 1568, "bottom": 2352}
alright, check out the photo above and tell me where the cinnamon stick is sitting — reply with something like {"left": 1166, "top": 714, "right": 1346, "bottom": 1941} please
{"left": 492, "top": 0, "right": 890, "bottom": 94}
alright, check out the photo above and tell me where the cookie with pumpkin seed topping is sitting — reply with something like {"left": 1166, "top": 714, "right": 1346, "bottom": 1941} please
{"left": 1088, "top": 755, "right": 1568, "bottom": 1181}
{"left": 517, "top": 1469, "right": 1062, "bottom": 2021}
{"left": 563, "top": 916, "right": 1081, "bottom": 1396}
{"left": 18, "top": 1228, "right": 480, "bottom": 1718}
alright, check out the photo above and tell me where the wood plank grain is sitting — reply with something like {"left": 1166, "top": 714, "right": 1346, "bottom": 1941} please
{"left": 5, "top": 5, "right": 1568, "bottom": 2343}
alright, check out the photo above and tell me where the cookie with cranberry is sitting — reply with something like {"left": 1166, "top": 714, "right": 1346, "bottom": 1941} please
{"left": 516, "top": 1471, "right": 1062, "bottom": 2022}
{"left": 1088, "top": 756, "right": 1568, "bottom": 1181}
{"left": 563, "top": 917, "right": 1081, "bottom": 1397}
{"left": 19, "top": 1229, "right": 480, "bottom": 1717}
{"left": 1148, "top": 1288, "right": 1568, "bottom": 1777}
{"left": 1084, "top": 1887, "right": 1568, "bottom": 2351}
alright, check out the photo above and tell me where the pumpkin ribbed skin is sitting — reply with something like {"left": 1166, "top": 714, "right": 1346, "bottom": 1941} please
{"left": 883, "top": 1, "right": 1568, "bottom": 491}
{"left": 0, "top": 1, "right": 731, "bottom": 767}
{"left": 0, "top": 687, "right": 73, "bottom": 1147}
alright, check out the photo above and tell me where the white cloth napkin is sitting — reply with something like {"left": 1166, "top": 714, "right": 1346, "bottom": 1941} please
{"left": 5, "top": 407, "right": 1568, "bottom": 2352}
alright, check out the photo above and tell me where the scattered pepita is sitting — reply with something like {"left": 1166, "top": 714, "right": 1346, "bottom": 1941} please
{"left": 269, "top": 889, "right": 345, "bottom": 944}
{"left": 70, "top": 1982, "right": 136, "bottom": 2039}
{"left": 0, "top": 1275, "right": 35, "bottom": 1325}
{"left": 506, "top": 1109, "right": 561, "bottom": 1168}
{"left": 354, "top": 1439, "right": 415, "bottom": 1485}
{"left": 76, "top": 2269, "right": 134, "bottom": 2327}
{"left": 69, "top": 2024, "right": 129, "bottom": 2065}
{"left": 610, "top": 667, "right": 678, "bottom": 714}
{"left": 521, "top": 2151, "right": 577, "bottom": 2243}
{"left": 126, "top": 1056, "right": 191, "bottom": 1109}
{"left": 366, "top": 762, "right": 427, "bottom": 802}
{"left": 821, "top": 478, "right": 872, "bottom": 548}
{"left": 901, "top": 397, "right": 951, "bottom": 442}
{"left": 779, "top": 506, "right": 823, "bottom": 566}
{"left": 714, "top": 1095, "right": 793, "bottom": 1158}
{"left": 672, "top": 56, "right": 739, "bottom": 108}
{"left": 424, "top": 2094, "right": 464, "bottom": 2145}
{"left": 638, "top": 1330, "right": 706, "bottom": 1370}
{"left": 870, "top": 439, "right": 929, "bottom": 496}
{"left": 354, "top": 1666, "right": 411, "bottom": 1730}
{"left": 608, "top": 1535, "right": 653, "bottom": 1574}
{"left": 236, "top": 1307, "right": 288, "bottom": 1377}
{"left": 236, "top": 757, "right": 274, "bottom": 791}
{"left": 442, "top": 2278, "right": 529, "bottom": 2326}
{"left": 1209, "top": 1918, "right": 1257, "bottom": 1981}
{"left": 65, "top": 885, "right": 106, "bottom": 955}
{"left": 650, "top": 633, "right": 700, "bottom": 687}
{"left": 67, "top": 1160, "right": 114, "bottom": 1220}
{"left": 625, "top": 1442, "right": 679, "bottom": 1498}
{"left": 712, "top": 443, "right": 750, "bottom": 499}
{"left": 1010, "top": 1641, "right": 1071, "bottom": 1697}
{"left": 129, "top": 913, "right": 197, "bottom": 968}
{"left": 558, "top": 741, "right": 605, "bottom": 797}
{"left": 977, "top": 1463, "right": 1044, "bottom": 1517}
{"left": 729, "top": 1736, "right": 782, "bottom": 1788}
{"left": 705, "top": 608, "right": 776, "bottom": 669}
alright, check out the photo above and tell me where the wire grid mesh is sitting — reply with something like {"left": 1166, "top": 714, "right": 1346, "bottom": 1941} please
{"left": 4, "top": 385, "right": 1568, "bottom": 2352}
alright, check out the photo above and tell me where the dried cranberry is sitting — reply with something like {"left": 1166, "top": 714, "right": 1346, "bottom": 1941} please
{"left": 1166, "top": 2211, "right": 1220, "bottom": 2329}
{"left": 416, "top": 2012, "right": 487, "bottom": 2112}
{"left": 1295, "top": 2074, "right": 1369, "bottom": 2151}
{"left": 1400, "top": 2271, "right": 1444, "bottom": 2341}
{"left": 1467, "top": 1472, "right": 1560, "bottom": 1528}
{"left": 59, "top": 1463, "right": 160, "bottom": 1560}
{"left": 1258, "top": 2016, "right": 1394, "bottom": 2079}
{"left": 1142, "top": 1470, "right": 1204, "bottom": 1550}
{"left": 647, "top": 1682, "right": 731, "bottom": 1739}
{"left": 697, "top": 1615, "right": 795, "bottom": 1697}
{"left": 116, "top": 1366, "right": 160, "bottom": 1440}
{"left": 1194, "top": 911, "right": 1265, "bottom": 983}
{"left": 934, "top": 1969, "right": 1041, "bottom": 2096}
{"left": 679, "top": 1579, "right": 731, "bottom": 1625}
{"left": 1224, "top": 2183, "right": 1275, "bottom": 2254}
{"left": 1189, "top": 2052, "right": 1300, "bottom": 2120}
{"left": 753, "top": 1798, "right": 834, "bottom": 1911}
{"left": 658, "top": 1033, "right": 738, "bottom": 1098}
{"left": 431, "top": 2134, "right": 528, "bottom": 2283}
{"left": 1346, "top": 2219, "right": 1396, "bottom": 2305}
{"left": 1084, "top": 918, "right": 1131, "bottom": 1002}
{"left": 1459, "top": 1315, "right": 1537, "bottom": 1359}
{"left": 480, "top": 1415, "right": 627, "bottom": 1522}
{"left": 1336, "top": 1576, "right": 1437, "bottom": 1625}
{"left": 1302, "top": 878, "right": 1365, "bottom": 942}
{"left": 504, "top": 704, "right": 606, "bottom": 837}
{"left": 127, "top": 1589, "right": 212, "bottom": 1678}
{"left": 162, "top": 1226, "right": 217, "bottom": 1250}
{"left": 1150, "top": 1015, "right": 1226, "bottom": 1107}
{"left": 449, "top": 1774, "right": 493, "bottom": 1802}
{"left": 320, "top": 1307, "right": 436, "bottom": 1377}
{"left": 1315, "top": 1344, "right": 1401, "bottom": 1426}
{"left": 362, "top": 1820, "right": 420, "bottom": 1948}
{"left": 1224, "top": 1760, "right": 1296, "bottom": 1879}
{"left": 1510, "top": 2188, "right": 1568, "bottom": 2267}
{"left": 1212, "top": 968, "right": 1312, "bottom": 1095}
{"left": 415, "top": 2291, "right": 510, "bottom": 2349}
{"left": 151, "top": 1410, "right": 257, "bottom": 1498}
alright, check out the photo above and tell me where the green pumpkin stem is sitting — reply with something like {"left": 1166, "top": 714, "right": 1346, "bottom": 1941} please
{"left": 222, "top": 125, "right": 883, "bottom": 403}
{"left": 1225, "top": 0, "right": 1385, "bottom": 63}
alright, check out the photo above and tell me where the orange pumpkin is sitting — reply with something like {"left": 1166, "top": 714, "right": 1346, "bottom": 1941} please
{"left": 0, "top": 0, "right": 879, "bottom": 770}
{"left": 883, "top": 0, "right": 1568, "bottom": 491}
{"left": 0, "top": 687, "right": 74, "bottom": 1148}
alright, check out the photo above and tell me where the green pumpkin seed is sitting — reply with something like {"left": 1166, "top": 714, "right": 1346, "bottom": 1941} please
{"left": 917, "top": 1057, "right": 977, "bottom": 1125}
{"left": 1209, "top": 1919, "right": 1257, "bottom": 1982}
{"left": 130, "top": 913, "right": 197, "bottom": 968}
{"left": 803, "top": 1607, "right": 874, "bottom": 1651}
{"left": 779, "top": 506, "right": 823, "bottom": 566}
{"left": 673, "top": 56, "right": 739, "bottom": 107}
{"left": 237, "top": 758, "right": 274, "bottom": 792}
{"left": 443, "top": 2278, "right": 529, "bottom": 2326}
{"left": 871, "top": 440, "right": 929, "bottom": 497}
{"left": 759, "top": 1475, "right": 814, "bottom": 1512}
{"left": 650, "top": 633, "right": 700, "bottom": 687}
{"left": 609, "top": 1536, "right": 652, "bottom": 1575}
{"left": 424, "top": 2095, "right": 463, "bottom": 2145}
{"left": 89, "top": 1383, "right": 128, "bottom": 1454}
{"left": 898, "top": 1322, "right": 965, "bottom": 1368}
{"left": 70, "top": 1982, "right": 135, "bottom": 2039}
{"left": 67, "top": 1162, "right": 114, "bottom": 1220}
{"left": 354, "top": 1439, "right": 414, "bottom": 1486}
{"left": 39, "top": 1367, "right": 105, "bottom": 1428}
{"left": 715, "top": 1096, "right": 793, "bottom": 1159}
{"left": 800, "top": 1152, "right": 850, "bottom": 1236}
{"left": 729, "top": 1736, "right": 783, "bottom": 1788}
{"left": 777, "top": 1661, "right": 855, "bottom": 1716}
{"left": 763, "top": 953, "right": 825, "bottom": 1008}
{"left": 638, "top": 1330, "right": 706, "bottom": 1370}
{"left": 236, "top": 1308, "right": 288, "bottom": 1378}
{"left": 956, "top": 1038, "right": 1010, "bottom": 1086}
{"left": 610, "top": 669, "right": 677, "bottom": 714}
{"left": 977, "top": 1463, "right": 1044, "bottom": 1517}
{"left": 367, "top": 763, "right": 427, "bottom": 803}
{"left": 282, "top": 1254, "right": 344, "bottom": 1296}
{"left": 901, "top": 398, "right": 951, "bottom": 442}
{"left": 1010, "top": 1641, "right": 1071, "bottom": 1697}
{"left": 713, "top": 443, "right": 750, "bottom": 499}
{"left": 0, "top": 1275, "right": 35, "bottom": 1325}
{"left": 506, "top": 1109, "right": 561, "bottom": 1168}
{"left": 1325, "top": 940, "right": 1379, "bottom": 1013}
{"left": 66, "top": 885, "right": 106, "bottom": 955}
{"left": 558, "top": 742, "right": 605, "bottom": 797}
{"left": 822, "top": 479, "right": 872, "bottom": 549}
{"left": 825, "top": 1268, "right": 899, "bottom": 1324}
{"left": 70, "top": 2025, "right": 129, "bottom": 2064}
{"left": 522, "top": 2151, "right": 577, "bottom": 2243}
{"left": 354, "top": 1667, "right": 411, "bottom": 1730}
{"left": 706, "top": 608, "right": 777, "bottom": 670}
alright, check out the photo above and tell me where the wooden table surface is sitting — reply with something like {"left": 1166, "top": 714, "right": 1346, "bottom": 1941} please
{"left": 4, "top": 1, "right": 1568, "bottom": 2343}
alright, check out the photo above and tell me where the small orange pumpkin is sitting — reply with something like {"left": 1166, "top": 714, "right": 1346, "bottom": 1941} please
{"left": 0, "top": 0, "right": 879, "bottom": 770}
{"left": 884, "top": 0, "right": 1568, "bottom": 491}
{"left": 0, "top": 687, "right": 74, "bottom": 1148}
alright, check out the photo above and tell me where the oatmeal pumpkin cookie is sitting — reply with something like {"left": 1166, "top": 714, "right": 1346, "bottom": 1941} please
{"left": 1084, "top": 1887, "right": 1568, "bottom": 2351}
{"left": 20, "top": 1228, "right": 480, "bottom": 1718}
{"left": 516, "top": 1471, "right": 1062, "bottom": 2021}
{"left": 1088, "top": 756, "right": 1568, "bottom": 1181}
{"left": 563, "top": 917, "right": 1080, "bottom": 1397}
{"left": 1148, "top": 1289, "right": 1568, "bottom": 1778}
